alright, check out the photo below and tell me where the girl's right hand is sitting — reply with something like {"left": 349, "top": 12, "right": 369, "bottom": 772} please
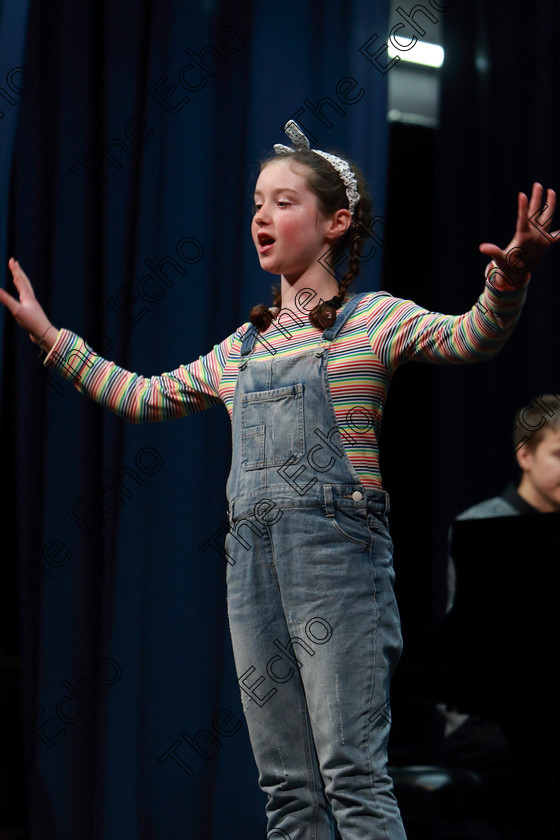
{"left": 0, "top": 258, "right": 58, "bottom": 351}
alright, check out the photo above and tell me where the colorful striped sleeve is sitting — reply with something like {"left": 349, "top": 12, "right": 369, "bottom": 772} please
{"left": 368, "top": 280, "right": 528, "bottom": 371}
{"left": 43, "top": 328, "right": 242, "bottom": 422}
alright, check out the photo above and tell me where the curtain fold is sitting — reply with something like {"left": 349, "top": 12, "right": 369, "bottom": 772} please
{"left": 1, "top": 2, "right": 390, "bottom": 837}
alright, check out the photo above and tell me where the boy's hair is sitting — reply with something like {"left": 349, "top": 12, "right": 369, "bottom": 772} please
{"left": 513, "top": 394, "right": 560, "bottom": 452}
{"left": 250, "top": 149, "right": 373, "bottom": 332}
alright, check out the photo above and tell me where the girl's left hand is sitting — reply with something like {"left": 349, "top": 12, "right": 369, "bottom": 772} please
{"left": 479, "top": 182, "right": 560, "bottom": 290}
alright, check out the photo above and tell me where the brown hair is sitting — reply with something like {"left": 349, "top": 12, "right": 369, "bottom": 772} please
{"left": 249, "top": 149, "right": 373, "bottom": 331}
{"left": 513, "top": 394, "right": 560, "bottom": 452}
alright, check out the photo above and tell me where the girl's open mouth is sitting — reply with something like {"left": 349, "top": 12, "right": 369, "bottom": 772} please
{"left": 258, "top": 233, "right": 275, "bottom": 254}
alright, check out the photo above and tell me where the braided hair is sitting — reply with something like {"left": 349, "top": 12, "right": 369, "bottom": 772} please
{"left": 250, "top": 149, "right": 373, "bottom": 332}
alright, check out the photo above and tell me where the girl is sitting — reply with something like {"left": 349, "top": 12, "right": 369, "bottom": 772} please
{"left": 1, "top": 121, "right": 557, "bottom": 840}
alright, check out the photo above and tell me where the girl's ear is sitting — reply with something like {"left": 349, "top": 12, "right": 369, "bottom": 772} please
{"left": 325, "top": 209, "right": 352, "bottom": 241}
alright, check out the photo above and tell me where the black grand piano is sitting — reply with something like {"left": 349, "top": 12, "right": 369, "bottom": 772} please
{"left": 390, "top": 512, "right": 560, "bottom": 839}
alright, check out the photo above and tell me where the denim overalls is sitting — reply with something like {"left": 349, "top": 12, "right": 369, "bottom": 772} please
{"left": 225, "top": 294, "right": 406, "bottom": 840}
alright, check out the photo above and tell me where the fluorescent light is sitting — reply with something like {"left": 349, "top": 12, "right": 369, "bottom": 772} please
{"left": 387, "top": 39, "right": 444, "bottom": 69}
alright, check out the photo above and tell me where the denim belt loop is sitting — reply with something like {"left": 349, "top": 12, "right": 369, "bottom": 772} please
{"left": 323, "top": 484, "right": 335, "bottom": 518}
{"left": 383, "top": 491, "right": 390, "bottom": 516}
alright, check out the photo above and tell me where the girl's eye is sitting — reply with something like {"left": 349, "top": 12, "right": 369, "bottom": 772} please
{"left": 252, "top": 200, "right": 291, "bottom": 215}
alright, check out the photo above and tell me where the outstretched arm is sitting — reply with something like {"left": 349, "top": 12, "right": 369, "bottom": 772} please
{"left": 479, "top": 182, "right": 559, "bottom": 290}
{"left": 1, "top": 258, "right": 237, "bottom": 422}
{"left": 374, "top": 183, "right": 558, "bottom": 369}
{"left": 0, "top": 258, "right": 59, "bottom": 351}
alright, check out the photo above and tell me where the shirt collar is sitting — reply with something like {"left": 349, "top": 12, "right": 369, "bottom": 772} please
{"left": 502, "top": 482, "right": 541, "bottom": 515}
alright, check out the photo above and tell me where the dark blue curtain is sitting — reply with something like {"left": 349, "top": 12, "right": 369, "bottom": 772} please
{"left": 0, "top": 1, "right": 390, "bottom": 837}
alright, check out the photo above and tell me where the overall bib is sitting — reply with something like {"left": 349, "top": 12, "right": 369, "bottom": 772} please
{"left": 226, "top": 294, "right": 406, "bottom": 840}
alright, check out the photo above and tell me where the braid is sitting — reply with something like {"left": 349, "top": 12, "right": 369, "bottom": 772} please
{"left": 307, "top": 206, "right": 371, "bottom": 330}
{"left": 342, "top": 209, "right": 371, "bottom": 293}
{"left": 249, "top": 303, "right": 274, "bottom": 331}
{"left": 307, "top": 294, "right": 341, "bottom": 330}
{"left": 249, "top": 285, "right": 282, "bottom": 331}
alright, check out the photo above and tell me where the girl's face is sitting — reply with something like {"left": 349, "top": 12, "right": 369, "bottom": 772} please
{"left": 251, "top": 158, "right": 337, "bottom": 279}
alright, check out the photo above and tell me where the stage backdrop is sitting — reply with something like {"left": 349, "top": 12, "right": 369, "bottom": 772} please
{"left": 0, "top": 1, "right": 390, "bottom": 838}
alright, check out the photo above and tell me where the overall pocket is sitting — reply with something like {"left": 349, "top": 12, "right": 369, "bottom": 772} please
{"left": 241, "top": 383, "right": 305, "bottom": 469}
{"left": 327, "top": 505, "right": 372, "bottom": 550}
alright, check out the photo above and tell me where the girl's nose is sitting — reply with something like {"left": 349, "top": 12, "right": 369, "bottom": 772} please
{"left": 254, "top": 204, "right": 270, "bottom": 224}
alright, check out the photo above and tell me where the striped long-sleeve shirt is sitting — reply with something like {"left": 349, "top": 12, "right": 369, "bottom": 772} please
{"left": 45, "top": 282, "right": 527, "bottom": 489}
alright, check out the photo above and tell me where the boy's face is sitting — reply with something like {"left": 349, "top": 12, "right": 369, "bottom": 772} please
{"left": 517, "top": 427, "right": 560, "bottom": 512}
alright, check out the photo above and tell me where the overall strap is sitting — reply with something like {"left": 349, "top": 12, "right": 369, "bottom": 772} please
{"left": 240, "top": 324, "right": 259, "bottom": 357}
{"left": 322, "top": 292, "right": 368, "bottom": 342}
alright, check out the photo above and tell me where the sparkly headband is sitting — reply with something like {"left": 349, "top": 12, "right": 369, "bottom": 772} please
{"left": 273, "top": 120, "right": 361, "bottom": 216}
